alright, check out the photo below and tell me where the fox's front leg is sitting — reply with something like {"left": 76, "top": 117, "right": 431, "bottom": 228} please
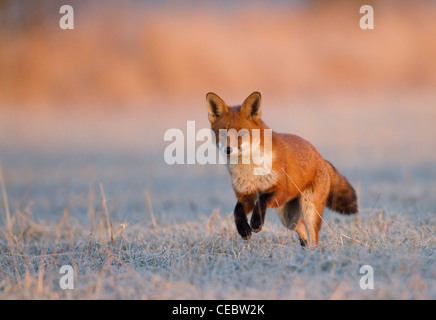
{"left": 234, "top": 196, "right": 255, "bottom": 240}
{"left": 250, "top": 192, "right": 274, "bottom": 233}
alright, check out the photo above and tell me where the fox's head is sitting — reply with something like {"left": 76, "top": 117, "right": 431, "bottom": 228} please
{"left": 206, "top": 92, "right": 270, "bottom": 164}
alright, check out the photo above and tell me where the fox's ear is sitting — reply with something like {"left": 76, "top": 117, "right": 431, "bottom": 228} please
{"left": 206, "top": 92, "right": 229, "bottom": 124}
{"left": 241, "top": 92, "right": 262, "bottom": 122}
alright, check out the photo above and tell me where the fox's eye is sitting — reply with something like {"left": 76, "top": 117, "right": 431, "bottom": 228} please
{"left": 219, "top": 130, "right": 227, "bottom": 137}
{"left": 238, "top": 130, "right": 248, "bottom": 137}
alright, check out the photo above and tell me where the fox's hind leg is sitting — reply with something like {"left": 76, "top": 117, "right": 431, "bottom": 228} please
{"left": 277, "top": 197, "right": 301, "bottom": 229}
{"left": 277, "top": 197, "right": 309, "bottom": 247}
{"left": 294, "top": 218, "right": 310, "bottom": 247}
{"left": 297, "top": 171, "right": 330, "bottom": 247}
{"left": 297, "top": 191, "right": 324, "bottom": 247}
{"left": 298, "top": 188, "right": 321, "bottom": 247}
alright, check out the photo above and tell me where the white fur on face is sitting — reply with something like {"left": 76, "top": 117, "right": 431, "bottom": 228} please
{"left": 217, "top": 141, "right": 225, "bottom": 154}
{"left": 217, "top": 129, "right": 239, "bottom": 163}
{"left": 239, "top": 139, "right": 251, "bottom": 164}
{"left": 217, "top": 128, "right": 273, "bottom": 173}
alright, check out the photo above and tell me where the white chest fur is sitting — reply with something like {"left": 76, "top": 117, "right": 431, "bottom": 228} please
{"left": 227, "top": 163, "right": 277, "bottom": 194}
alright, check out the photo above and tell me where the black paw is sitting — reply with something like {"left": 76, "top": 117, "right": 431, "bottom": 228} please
{"left": 299, "top": 238, "right": 308, "bottom": 248}
{"left": 250, "top": 213, "right": 263, "bottom": 233}
{"left": 236, "top": 220, "right": 252, "bottom": 240}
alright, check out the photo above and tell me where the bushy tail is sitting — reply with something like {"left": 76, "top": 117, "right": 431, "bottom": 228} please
{"left": 325, "top": 161, "right": 358, "bottom": 214}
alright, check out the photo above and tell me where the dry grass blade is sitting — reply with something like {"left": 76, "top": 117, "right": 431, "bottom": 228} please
{"left": 145, "top": 190, "right": 157, "bottom": 229}
{"left": 36, "top": 251, "right": 46, "bottom": 295}
{"left": 99, "top": 183, "right": 114, "bottom": 246}
{"left": 206, "top": 207, "right": 220, "bottom": 234}
{"left": 0, "top": 163, "right": 12, "bottom": 234}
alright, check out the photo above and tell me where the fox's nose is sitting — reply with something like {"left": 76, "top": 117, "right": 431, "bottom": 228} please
{"left": 226, "top": 146, "right": 233, "bottom": 154}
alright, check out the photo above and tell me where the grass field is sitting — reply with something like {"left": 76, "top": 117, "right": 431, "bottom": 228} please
{"left": 0, "top": 93, "right": 435, "bottom": 299}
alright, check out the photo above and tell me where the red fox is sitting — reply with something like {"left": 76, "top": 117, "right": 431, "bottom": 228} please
{"left": 206, "top": 92, "right": 358, "bottom": 247}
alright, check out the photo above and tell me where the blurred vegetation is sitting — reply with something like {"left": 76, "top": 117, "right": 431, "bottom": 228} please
{"left": 0, "top": 0, "right": 435, "bottom": 107}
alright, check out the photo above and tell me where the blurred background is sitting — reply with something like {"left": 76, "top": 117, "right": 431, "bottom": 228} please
{"left": 1, "top": 0, "right": 436, "bottom": 107}
{"left": 0, "top": 0, "right": 435, "bottom": 221}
